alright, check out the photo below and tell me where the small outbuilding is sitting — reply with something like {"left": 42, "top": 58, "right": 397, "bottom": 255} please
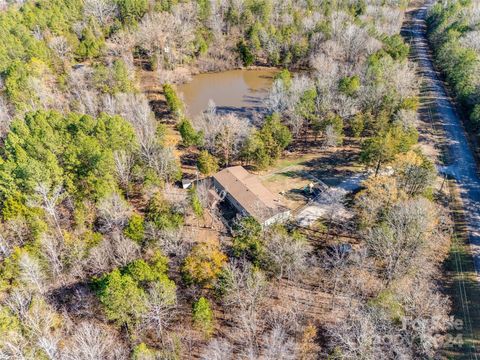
{"left": 212, "top": 166, "right": 291, "bottom": 227}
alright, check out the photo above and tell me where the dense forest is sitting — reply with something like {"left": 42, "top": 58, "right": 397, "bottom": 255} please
{"left": 427, "top": 0, "right": 480, "bottom": 133}
{"left": 0, "top": 0, "right": 456, "bottom": 359}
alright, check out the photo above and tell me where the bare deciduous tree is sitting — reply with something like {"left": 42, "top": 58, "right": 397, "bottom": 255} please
{"left": 103, "top": 93, "right": 159, "bottom": 165}
{"left": 63, "top": 322, "right": 127, "bottom": 360}
{"left": 355, "top": 175, "right": 402, "bottom": 228}
{"left": 97, "top": 192, "right": 132, "bottom": 233}
{"left": 149, "top": 146, "right": 181, "bottom": 183}
{"left": 395, "top": 109, "right": 418, "bottom": 130}
{"left": 18, "top": 253, "right": 45, "bottom": 293}
{"left": 195, "top": 109, "right": 251, "bottom": 166}
{"left": 327, "top": 305, "right": 409, "bottom": 360}
{"left": 460, "top": 30, "right": 480, "bottom": 53}
{"left": 30, "top": 183, "right": 65, "bottom": 238}
{"left": 262, "top": 324, "right": 296, "bottom": 360}
{"left": 67, "top": 67, "right": 98, "bottom": 116}
{"left": 367, "top": 198, "right": 437, "bottom": 284}
{"left": 263, "top": 229, "right": 312, "bottom": 280}
{"left": 40, "top": 233, "right": 64, "bottom": 281}
{"left": 86, "top": 232, "right": 140, "bottom": 274}
{"left": 0, "top": 332, "right": 29, "bottom": 360}
{"left": 400, "top": 279, "right": 451, "bottom": 358}
{"left": 139, "top": 281, "right": 177, "bottom": 340}
{"left": 134, "top": 4, "right": 196, "bottom": 69}
{"left": 323, "top": 124, "right": 340, "bottom": 148}
{"left": 146, "top": 225, "right": 194, "bottom": 261}
{"left": 391, "top": 151, "right": 436, "bottom": 197}
{"left": 37, "top": 334, "right": 60, "bottom": 360}
{"left": 322, "top": 244, "right": 351, "bottom": 309}
{"left": 113, "top": 150, "right": 135, "bottom": 192}
{"left": 221, "top": 260, "right": 268, "bottom": 351}
{"left": 83, "top": 0, "right": 117, "bottom": 26}
{"left": 0, "top": 95, "right": 12, "bottom": 137}
{"left": 201, "top": 338, "right": 233, "bottom": 360}
{"left": 0, "top": 218, "right": 29, "bottom": 261}
{"left": 48, "top": 36, "right": 72, "bottom": 61}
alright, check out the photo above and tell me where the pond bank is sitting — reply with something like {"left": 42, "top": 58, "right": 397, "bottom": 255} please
{"left": 177, "top": 67, "right": 279, "bottom": 119}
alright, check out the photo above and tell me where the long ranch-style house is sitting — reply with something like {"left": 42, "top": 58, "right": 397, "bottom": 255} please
{"left": 212, "top": 166, "right": 291, "bottom": 227}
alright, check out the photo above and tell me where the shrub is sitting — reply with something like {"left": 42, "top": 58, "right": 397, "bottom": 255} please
{"left": 274, "top": 69, "right": 292, "bottom": 88}
{"left": 399, "top": 96, "right": 420, "bottom": 111}
{"left": 132, "top": 343, "right": 157, "bottom": 360}
{"left": 0, "top": 306, "right": 20, "bottom": 337}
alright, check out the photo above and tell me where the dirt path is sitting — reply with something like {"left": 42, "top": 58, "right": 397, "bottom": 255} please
{"left": 403, "top": 1, "right": 480, "bottom": 357}
{"left": 406, "top": 1, "right": 480, "bottom": 280}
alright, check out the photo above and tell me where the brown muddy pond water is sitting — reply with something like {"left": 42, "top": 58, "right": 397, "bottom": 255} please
{"left": 177, "top": 68, "right": 278, "bottom": 119}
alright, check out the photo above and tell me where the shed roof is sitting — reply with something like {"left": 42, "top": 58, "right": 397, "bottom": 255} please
{"left": 213, "top": 166, "right": 288, "bottom": 222}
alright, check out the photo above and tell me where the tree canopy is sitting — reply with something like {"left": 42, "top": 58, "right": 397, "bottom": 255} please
{"left": 0, "top": 110, "right": 137, "bottom": 218}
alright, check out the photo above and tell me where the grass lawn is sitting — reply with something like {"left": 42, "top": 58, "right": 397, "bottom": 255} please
{"left": 259, "top": 146, "right": 363, "bottom": 210}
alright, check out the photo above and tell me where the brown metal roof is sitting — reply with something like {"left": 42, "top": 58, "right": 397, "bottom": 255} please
{"left": 213, "top": 166, "right": 287, "bottom": 222}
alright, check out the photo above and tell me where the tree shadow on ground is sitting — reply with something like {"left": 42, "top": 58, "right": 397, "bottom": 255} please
{"left": 274, "top": 146, "right": 361, "bottom": 186}
{"left": 47, "top": 282, "right": 101, "bottom": 321}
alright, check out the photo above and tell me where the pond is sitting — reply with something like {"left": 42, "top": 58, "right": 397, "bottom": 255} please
{"left": 177, "top": 68, "right": 278, "bottom": 119}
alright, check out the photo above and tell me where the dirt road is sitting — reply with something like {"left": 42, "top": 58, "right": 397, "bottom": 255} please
{"left": 405, "top": 1, "right": 480, "bottom": 357}
{"left": 406, "top": 1, "right": 480, "bottom": 279}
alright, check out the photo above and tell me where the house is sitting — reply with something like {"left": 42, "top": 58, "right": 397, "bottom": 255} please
{"left": 212, "top": 166, "right": 291, "bottom": 227}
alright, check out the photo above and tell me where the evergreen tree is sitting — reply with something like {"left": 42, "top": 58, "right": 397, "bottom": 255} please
{"left": 117, "top": 0, "right": 148, "bottom": 26}
{"left": 123, "top": 214, "right": 145, "bottom": 244}
{"left": 192, "top": 297, "right": 214, "bottom": 337}
{"left": 360, "top": 125, "right": 418, "bottom": 175}
{"left": 232, "top": 217, "right": 263, "bottom": 264}
{"left": 96, "top": 269, "right": 147, "bottom": 326}
{"left": 189, "top": 187, "right": 204, "bottom": 218}
{"left": 178, "top": 118, "right": 203, "bottom": 147}
{"left": 163, "top": 83, "right": 184, "bottom": 118}
{"left": 197, "top": 150, "right": 219, "bottom": 175}
{"left": 338, "top": 75, "right": 361, "bottom": 96}
{"left": 146, "top": 193, "right": 184, "bottom": 230}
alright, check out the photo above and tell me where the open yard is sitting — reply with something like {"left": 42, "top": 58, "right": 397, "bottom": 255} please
{"left": 259, "top": 141, "right": 363, "bottom": 211}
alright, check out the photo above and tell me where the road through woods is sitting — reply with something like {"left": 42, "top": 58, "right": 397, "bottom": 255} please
{"left": 404, "top": 1, "right": 480, "bottom": 357}
{"left": 406, "top": 1, "right": 480, "bottom": 279}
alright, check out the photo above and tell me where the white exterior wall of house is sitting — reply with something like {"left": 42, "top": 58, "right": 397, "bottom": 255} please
{"left": 263, "top": 210, "right": 291, "bottom": 227}
{"left": 212, "top": 178, "right": 246, "bottom": 213}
